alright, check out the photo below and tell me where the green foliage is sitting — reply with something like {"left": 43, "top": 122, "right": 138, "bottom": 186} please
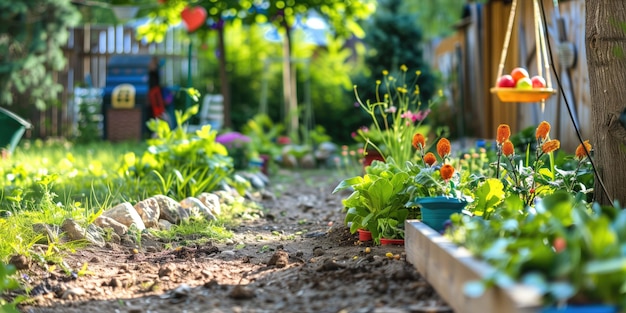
{"left": 0, "top": 0, "right": 80, "bottom": 108}
{"left": 450, "top": 193, "right": 626, "bottom": 309}
{"left": 0, "top": 261, "right": 20, "bottom": 313}
{"left": 119, "top": 105, "right": 235, "bottom": 200}
{"left": 355, "top": 0, "right": 437, "bottom": 105}
{"left": 333, "top": 161, "right": 412, "bottom": 243}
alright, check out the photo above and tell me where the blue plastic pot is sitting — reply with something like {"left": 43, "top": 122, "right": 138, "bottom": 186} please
{"left": 416, "top": 196, "right": 467, "bottom": 232}
{"left": 541, "top": 305, "right": 617, "bottom": 313}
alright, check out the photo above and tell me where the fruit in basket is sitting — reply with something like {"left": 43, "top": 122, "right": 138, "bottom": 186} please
{"left": 515, "top": 77, "right": 533, "bottom": 90}
{"left": 496, "top": 75, "right": 516, "bottom": 88}
{"left": 531, "top": 75, "right": 546, "bottom": 88}
{"left": 511, "top": 67, "right": 530, "bottom": 83}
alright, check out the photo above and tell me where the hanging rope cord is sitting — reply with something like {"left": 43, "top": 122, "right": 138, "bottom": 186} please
{"left": 538, "top": 1, "right": 613, "bottom": 203}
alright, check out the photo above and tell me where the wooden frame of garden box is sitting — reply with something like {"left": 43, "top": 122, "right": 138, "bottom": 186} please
{"left": 405, "top": 220, "right": 544, "bottom": 313}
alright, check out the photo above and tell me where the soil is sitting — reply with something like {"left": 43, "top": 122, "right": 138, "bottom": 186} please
{"left": 12, "top": 169, "right": 451, "bottom": 313}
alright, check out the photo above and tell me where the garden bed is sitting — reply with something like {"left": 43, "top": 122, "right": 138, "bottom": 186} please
{"left": 405, "top": 220, "right": 544, "bottom": 313}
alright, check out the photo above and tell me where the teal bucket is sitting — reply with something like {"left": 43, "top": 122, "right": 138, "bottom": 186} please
{"left": 416, "top": 196, "right": 467, "bottom": 232}
{"left": 0, "top": 107, "right": 31, "bottom": 154}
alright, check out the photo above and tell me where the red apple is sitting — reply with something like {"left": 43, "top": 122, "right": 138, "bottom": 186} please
{"left": 531, "top": 75, "right": 546, "bottom": 88}
{"left": 511, "top": 67, "right": 529, "bottom": 83}
{"left": 515, "top": 77, "right": 533, "bottom": 90}
{"left": 497, "top": 75, "right": 516, "bottom": 88}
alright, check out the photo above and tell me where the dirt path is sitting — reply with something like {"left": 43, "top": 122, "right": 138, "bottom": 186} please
{"left": 17, "top": 170, "right": 451, "bottom": 313}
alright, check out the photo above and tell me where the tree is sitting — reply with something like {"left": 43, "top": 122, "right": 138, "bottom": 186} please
{"left": 357, "top": 0, "right": 436, "bottom": 104}
{"left": 138, "top": 0, "right": 374, "bottom": 137}
{"left": 0, "top": 0, "right": 80, "bottom": 108}
{"left": 585, "top": 1, "right": 626, "bottom": 206}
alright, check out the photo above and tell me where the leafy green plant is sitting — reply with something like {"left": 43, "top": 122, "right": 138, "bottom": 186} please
{"left": 119, "top": 105, "right": 235, "bottom": 199}
{"left": 0, "top": 262, "right": 20, "bottom": 313}
{"left": 333, "top": 161, "right": 412, "bottom": 243}
{"left": 450, "top": 192, "right": 626, "bottom": 309}
{"left": 353, "top": 65, "right": 436, "bottom": 166}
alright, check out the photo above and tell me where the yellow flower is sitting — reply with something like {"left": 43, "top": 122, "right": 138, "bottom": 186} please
{"left": 575, "top": 140, "right": 592, "bottom": 160}
{"left": 423, "top": 152, "right": 437, "bottom": 167}
{"left": 382, "top": 70, "right": 389, "bottom": 76}
{"left": 502, "top": 140, "right": 515, "bottom": 156}
{"left": 412, "top": 133, "right": 426, "bottom": 150}
{"left": 536, "top": 121, "right": 551, "bottom": 140}
{"left": 496, "top": 124, "right": 511, "bottom": 144}
{"left": 440, "top": 164, "right": 455, "bottom": 181}
{"left": 541, "top": 139, "right": 560, "bottom": 154}
{"left": 436, "top": 138, "right": 451, "bottom": 159}
{"left": 400, "top": 64, "right": 408, "bottom": 72}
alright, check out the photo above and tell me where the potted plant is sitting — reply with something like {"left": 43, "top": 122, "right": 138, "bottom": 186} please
{"left": 405, "top": 136, "right": 474, "bottom": 232}
{"left": 333, "top": 160, "right": 412, "bottom": 244}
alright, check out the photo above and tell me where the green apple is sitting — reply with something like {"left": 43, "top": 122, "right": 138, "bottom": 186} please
{"left": 515, "top": 77, "right": 533, "bottom": 90}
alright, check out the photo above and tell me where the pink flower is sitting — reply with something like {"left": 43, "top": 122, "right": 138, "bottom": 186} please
{"left": 415, "top": 109, "right": 431, "bottom": 122}
{"left": 386, "top": 106, "right": 397, "bottom": 113}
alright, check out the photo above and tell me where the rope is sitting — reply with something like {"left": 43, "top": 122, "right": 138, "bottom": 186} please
{"left": 538, "top": 1, "right": 613, "bottom": 203}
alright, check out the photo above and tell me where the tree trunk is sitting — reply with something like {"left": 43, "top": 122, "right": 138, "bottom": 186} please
{"left": 216, "top": 25, "right": 231, "bottom": 128}
{"left": 585, "top": 1, "right": 626, "bottom": 206}
{"left": 281, "top": 20, "right": 298, "bottom": 138}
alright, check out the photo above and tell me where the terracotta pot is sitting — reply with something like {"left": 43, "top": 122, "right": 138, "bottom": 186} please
{"left": 363, "top": 150, "right": 385, "bottom": 168}
{"left": 380, "top": 238, "right": 404, "bottom": 246}
{"left": 357, "top": 229, "right": 372, "bottom": 241}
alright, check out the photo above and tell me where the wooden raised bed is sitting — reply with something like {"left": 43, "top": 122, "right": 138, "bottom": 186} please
{"left": 405, "top": 220, "right": 544, "bottom": 313}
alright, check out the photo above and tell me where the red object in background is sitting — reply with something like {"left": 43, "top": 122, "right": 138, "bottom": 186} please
{"left": 277, "top": 136, "right": 291, "bottom": 145}
{"left": 181, "top": 6, "right": 207, "bottom": 32}
{"left": 363, "top": 150, "right": 385, "bottom": 167}
{"left": 149, "top": 86, "right": 165, "bottom": 118}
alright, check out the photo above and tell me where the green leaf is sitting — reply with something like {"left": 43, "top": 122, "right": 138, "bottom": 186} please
{"left": 584, "top": 257, "right": 626, "bottom": 274}
{"left": 472, "top": 178, "right": 505, "bottom": 217}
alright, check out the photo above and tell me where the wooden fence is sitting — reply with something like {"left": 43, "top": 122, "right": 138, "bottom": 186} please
{"left": 434, "top": 0, "right": 588, "bottom": 150}
{"left": 12, "top": 24, "right": 194, "bottom": 139}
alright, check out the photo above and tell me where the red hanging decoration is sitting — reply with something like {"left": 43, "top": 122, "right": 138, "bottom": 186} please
{"left": 181, "top": 6, "right": 207, "bottom": 33}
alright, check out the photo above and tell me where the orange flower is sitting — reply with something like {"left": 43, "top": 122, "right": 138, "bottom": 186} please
{"left": 575, "top": 140, "right": 592, "bottom": 160}
{"left": 536, "top": 121, "right": 551, "bottom": 140}
{"left": 502, "top": 140, "right": 515, "bottom": 156}
{"left": 412, "top": 133, "right": 426, "bottom": 150}
{"left": 541, "top": 139, "right": 560, "bottom": 154}
{"left": 423, "top": 152, "right": 437, "bottom": 167}
{"left": 440, "top": 164, "right": 455, "bottom": 181}
{"left": 496, "top": 124, "right": 511, "bottom": 144}
{"left": 436, "top": 138, "right": 451, "bottom": 159}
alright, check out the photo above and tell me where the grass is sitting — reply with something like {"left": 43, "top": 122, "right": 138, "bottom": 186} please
{"left": 0, "top": 137, "right": 263, "bottom": 264}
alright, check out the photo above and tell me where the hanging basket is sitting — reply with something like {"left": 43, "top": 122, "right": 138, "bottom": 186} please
{"left": 490, "top": 87, "right": 556, "bottom": 103}
{"left": 490, "top": 0, "right": 556, "bottom": 104}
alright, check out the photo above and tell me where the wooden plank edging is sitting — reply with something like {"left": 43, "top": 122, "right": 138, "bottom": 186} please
{"left": 405, "top": 220, "right": 543, "bottom": 313}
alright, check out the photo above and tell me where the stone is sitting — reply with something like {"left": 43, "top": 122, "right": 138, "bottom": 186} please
{"left": 299, "top": 153, "right": 317, "bottom": 169}
{"left": 61, "top": 219, "right": 105, "bottom": 247}
{"left": 61, "top": 287, "right": 86, "bottom": 299}
{"left": 9, "top": 254, "right": 30, "bottom": 270}
{"left": 150, "top": 195, "right": 182, "bottom": 224}
{"left": 93, "top": 216, "right": 128, "bottom": 236}
{"left": 133, "top": 198, "right": 160, "bottom": 228}
{"left": 180, "top": 197, "right": 216, "bottom": 221}
{"left": 228, "top": 285, "right": 255, "bottom": 300}
{"left": 267, "top": 250, "right": 289, "bottom": 268}
{"left": 197, "top": 192, "right": 222, "bottom": 216}
{"left": 32, "top": 223, "right": 60, "bottom": 244}
{"left": 158, "top": 220, "right": 172, "bottom": 231}
{"left": 102, "top": 202, "right": 145, "bottom": 231}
